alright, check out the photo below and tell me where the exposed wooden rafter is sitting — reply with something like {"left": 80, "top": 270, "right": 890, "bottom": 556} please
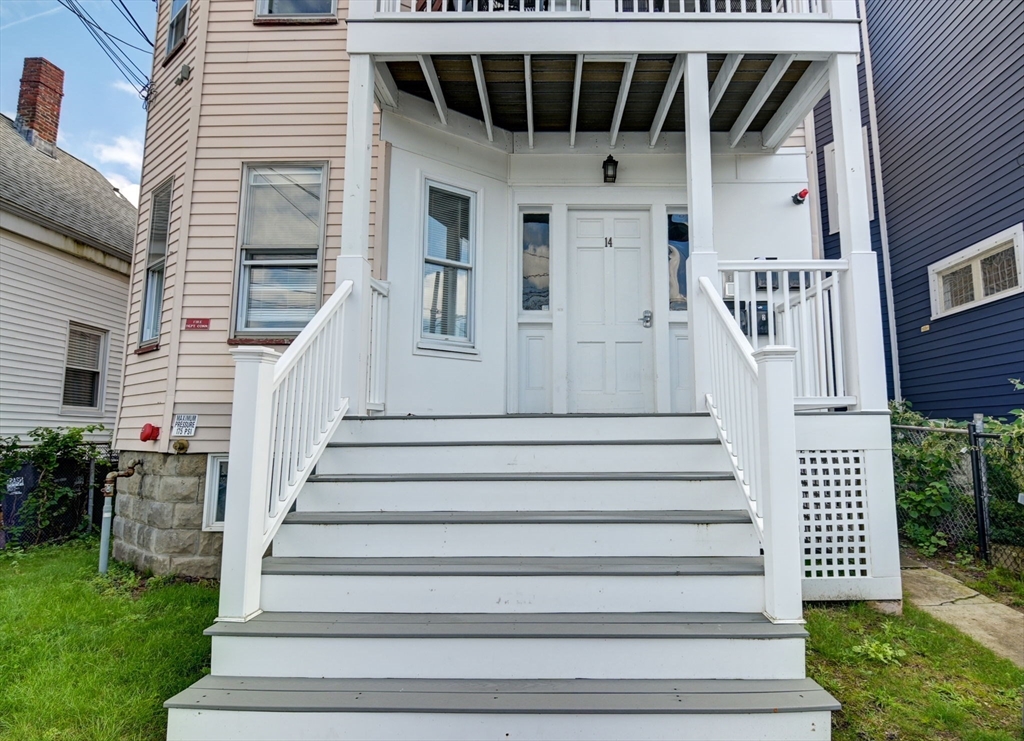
{"left": 709, "top": 53, "right": 743, "bottom": 116}
{"left": 569, "top": 54, "right": 584, "bottom": 148}
{"left": 649, "top": 54, "right": 684, "bottom": 148}
{"left": 761, "top": 60, "right": 829, "bottom": 150}
{"left": 470, "top": 55, "right": 494, "bottom": 142}
{"left": 417, "top": 54, "right": 448, "bottom": 126}
{"left": 524, "top": 54, "right": 535, "bottom": 149}
{"left": 728, "top": 54, "right": 795, "bottom": 147}
{"left": 609, "top": 54, "right": 638, "bottom": 148}
{"left": 374, "top": 62, "right": 399, "bottom": 110}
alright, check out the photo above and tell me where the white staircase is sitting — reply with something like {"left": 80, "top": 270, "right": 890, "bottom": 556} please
{"left": 166, "top": 414, "right": 837, "bottom": 740}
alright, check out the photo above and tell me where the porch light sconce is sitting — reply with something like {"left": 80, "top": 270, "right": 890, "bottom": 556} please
{"left": 603, "top": 155, "right": 619, "bottom": 184}
{"left": 792, "top": 188, "right": 809, "bottom": 205}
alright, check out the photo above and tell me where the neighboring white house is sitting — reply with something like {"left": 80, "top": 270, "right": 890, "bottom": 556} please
{"left": 0, "top": 58, "right": 135, "bottom": 442}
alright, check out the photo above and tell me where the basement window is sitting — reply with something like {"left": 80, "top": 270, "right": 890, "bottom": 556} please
{"left": 928, "top": 224, "right": 1024, "bottom": 320}
{"left": 166, "top": 0, "right": 189, "bottom": 56}
{"left": 204, "top": 455, "right": 229, "bottom": 531}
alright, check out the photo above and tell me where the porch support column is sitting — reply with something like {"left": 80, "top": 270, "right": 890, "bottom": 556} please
{"left": 828, "top": 53, "right": 888, "bottom": 411}
{"left": 338, "top": 53, "right": 376, "bottom": 415}
{"left": 683, "top": 53, "right": 718, "bottom": 411}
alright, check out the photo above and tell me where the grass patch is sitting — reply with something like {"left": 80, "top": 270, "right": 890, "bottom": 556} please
{"left": 966, "top": 566, "right": 1024, "bottom": 609}
{"left": 0, "top": 540, "right": 218, "bottom": 741}
{"left": 806, "top": 601, "right": 1024, "bottom": 740}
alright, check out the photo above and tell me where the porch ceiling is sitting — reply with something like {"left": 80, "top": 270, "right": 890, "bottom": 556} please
{"left": 385, "top": 54, "right": 813, "bottom": 136}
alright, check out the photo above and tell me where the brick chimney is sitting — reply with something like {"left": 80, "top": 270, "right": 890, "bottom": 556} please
{"left": 17, "top": 58, "right": 65, "bottom": 145}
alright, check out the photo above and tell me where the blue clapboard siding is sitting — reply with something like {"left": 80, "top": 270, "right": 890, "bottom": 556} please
{"left": 815, "top": 1, "right": 1024, "bottom": 420}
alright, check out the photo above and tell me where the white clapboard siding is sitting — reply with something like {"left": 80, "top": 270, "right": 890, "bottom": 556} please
{"left": 0, "top": 228, "right": 128, "bottom": 438}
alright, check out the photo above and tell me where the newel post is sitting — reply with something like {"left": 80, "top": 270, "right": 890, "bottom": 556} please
{"left": 218, "top": 347, "right": 278, "bottom": 622}
{"left": 754, "top": 347, "right": 803, "bottom": 623}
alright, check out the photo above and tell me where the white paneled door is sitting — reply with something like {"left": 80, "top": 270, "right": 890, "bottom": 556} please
{"left": 568, "top": 211, "right": 654, "bottom": 413}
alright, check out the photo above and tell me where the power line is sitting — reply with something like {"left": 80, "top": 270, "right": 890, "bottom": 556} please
{"left": 110, "top": 0, "right": 153, "bottom": 48}
{"left": 57, "top": 0, "right": 151, "bottom": 98}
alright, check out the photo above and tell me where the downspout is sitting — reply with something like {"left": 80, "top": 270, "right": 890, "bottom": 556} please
{"left": 99, "top": 459, "right": 141, "bottom": 574}
{"left": 858, "top": 0, "right": 902, "bottom": 400}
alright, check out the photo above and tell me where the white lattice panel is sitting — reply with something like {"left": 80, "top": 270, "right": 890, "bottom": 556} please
{"left": 799, "top": 450, "right": 870, "bottom": 579}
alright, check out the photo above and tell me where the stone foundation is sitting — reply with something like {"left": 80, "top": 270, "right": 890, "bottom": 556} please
{"left": 112, "top": 451, "right": 222, "bottom": 578}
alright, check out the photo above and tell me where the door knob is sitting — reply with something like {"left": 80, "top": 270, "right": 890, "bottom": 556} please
{"left": 640, "top": 310, "right": 653, "bottom": 328}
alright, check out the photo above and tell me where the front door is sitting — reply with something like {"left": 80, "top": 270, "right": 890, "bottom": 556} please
{"left": 567, "top": 210, "right": 655, "bottom": 413}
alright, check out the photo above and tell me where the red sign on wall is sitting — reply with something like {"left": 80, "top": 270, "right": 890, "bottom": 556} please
{"left": 184, "top": 318, "right": 211, "bottom": 330}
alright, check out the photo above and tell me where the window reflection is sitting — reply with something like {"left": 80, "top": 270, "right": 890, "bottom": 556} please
{"left": 522, "top": 213, "right": 550, "bottom": 311}
{"left": 668, "top": 214, "right": 689, "bottom": 311}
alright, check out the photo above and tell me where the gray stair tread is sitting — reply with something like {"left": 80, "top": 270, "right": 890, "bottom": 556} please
{"left": 346, "top": 413, "right": 712, "bottom": 420}
{"left": 282, "top": 510, "right": 752, "bottom": 526}
{"left": 306, "top": 471, "right": 736, "bottom": 482}
{"left": 166, "top": 676, "right": 838, "bottom": 714}
{"left": 205, "top": 611, "right": 806, "bottom": 639}
{"left": 262, "top": 556, "right": 764, "bottom": 577}
{"left": 327, "top": 439, "right": 721, "bottom": 448}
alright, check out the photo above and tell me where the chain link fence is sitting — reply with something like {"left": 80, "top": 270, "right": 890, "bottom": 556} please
{"left": 1, "top": 443, "right": 113, "bottom": 548}
{"left": 892, "top": 423, "right": 1024, "bottom": 572}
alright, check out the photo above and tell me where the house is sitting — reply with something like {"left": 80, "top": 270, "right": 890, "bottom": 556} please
{"left": 810, "top": 0, "right": 1024, "bottom": 420}
{"left": 109, "top": 1, "right": 904, "bottom": 738}
{"left": 0, "top": 58, "right": 135, "bottom": 442}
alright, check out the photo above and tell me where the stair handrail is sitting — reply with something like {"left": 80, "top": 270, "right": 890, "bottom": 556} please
{"left": 698, "top": 275, "right": 803, "bottom": 623}
{"left": 218, "top": 280, "right": 354, "bottom": 622}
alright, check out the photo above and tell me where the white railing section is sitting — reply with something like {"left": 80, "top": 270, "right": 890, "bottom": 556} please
{"left": 366, "top": 278, "right": 390, "bottom": 412}
{"left": 718, "top": 259, "right": 853, "bottom": 409}
{"left": 698, "top": 275, "right": 803, "bottom": 622}
{"left": 374, "top": 0, "right": 828, "bottom": 15}
{"left": 700, "top": 275, "right": 764, "bottom": 526}
{"left": 218, "top": 280, "right": 353, "bottom": 622}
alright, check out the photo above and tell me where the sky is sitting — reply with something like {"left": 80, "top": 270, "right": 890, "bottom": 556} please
{"left": 0, "top": 0, "right": 158, "bottom": 206}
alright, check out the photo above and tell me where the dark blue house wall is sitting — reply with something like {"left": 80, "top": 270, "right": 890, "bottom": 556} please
{"left": 816, "top": 0, "right": 1024, "bottom": 420}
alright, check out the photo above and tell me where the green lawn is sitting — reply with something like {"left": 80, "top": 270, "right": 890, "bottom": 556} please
{"left": 0, "top": 540, "right": 218, "bottom": 741}
{"left": 1, "top": 542, "right": 1021, "bottom": 741}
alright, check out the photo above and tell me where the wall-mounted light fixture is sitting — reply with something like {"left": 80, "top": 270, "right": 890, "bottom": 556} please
{"left": 792, "top": 188, "right": 809, "bottom": 205}
{"left": 603, "top": 155, "right": 619, "bottom": 184}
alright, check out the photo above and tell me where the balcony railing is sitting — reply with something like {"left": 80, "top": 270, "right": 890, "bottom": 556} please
{"left": 374, "top": 0, "right": 830, "bottom": 16}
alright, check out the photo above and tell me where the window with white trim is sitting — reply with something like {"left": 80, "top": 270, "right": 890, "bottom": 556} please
{"left": 204, "top": 454, "right": 229, "bottom": 531}
{"left": 62, "top": 324, "right": 106, "bottom": 409}
{"left": 824, "top": 126, "right": 874, "bottom": 235}
{"left": 141, "top": 180, "right": 172, "bottom": 345}
{"left": 236, "top": 164, "right": 325, "bottom": 334}
{"left": 166, "top": 0, "right": 189, "bottom": 56}
{"left": 928, "top": 224, "right": 1023, "bottom": 320}
{"left": 421, "top": 182, "right": 475, "bottom": 348}
{"left": 256, "top": 0, "right": 336, "bottom": 17}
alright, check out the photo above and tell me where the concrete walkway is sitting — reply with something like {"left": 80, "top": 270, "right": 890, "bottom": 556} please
{"left": 901, "top": 559, "right": 1024, "bottom": 668}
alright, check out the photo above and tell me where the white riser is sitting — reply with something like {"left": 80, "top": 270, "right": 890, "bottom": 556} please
{"left": 296, "top": 478, "right": 744, "bottom": 512}
{"left": 168, "top": 709, "right": 833, "bottom": 741}
{"left": 318, "top": 443, "right": 730, "bottom": 475}
{"left": 334, "top": 415, "right": 716, "bottom": 444}
{"left": 260, "top": 575, "right": 765, "bottom": 613}
{"left": 273, "top": 523, "right": 760, "bottom": 558}
{"left": 210, "top": 636, "right": 805, "bottom": 680}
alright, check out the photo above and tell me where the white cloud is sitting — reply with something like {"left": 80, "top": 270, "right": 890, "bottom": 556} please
{"left": 112, "top": 81, "right": 141, "bottom": 97}
{"left": 93, "top": 136, "right": 144, "bottom": 173}
{"left": 104, "top": 172, "right": 140, "bottom": 207}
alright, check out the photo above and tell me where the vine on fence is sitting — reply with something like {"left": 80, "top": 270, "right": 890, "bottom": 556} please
{"left": 0, "top": 426, "right": 110, "bottom": 546}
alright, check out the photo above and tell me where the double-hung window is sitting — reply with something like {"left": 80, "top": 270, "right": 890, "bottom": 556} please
{"left": 141, "top": 180, "right": 172, "bottom": 345}
{"left": 421, "top": 183, "right": 475, "bottom": 348}
{"left": 236, "top": 164, "right": 325, "bottom": 334}
{"left": 203, "top": 454, "right": 229, "bottom": 531}
{"left": 255, "top": 0, "right": 336, "bottom": 18}
{"left": 62, "top": 324, "right": 106, "bottom": 410}
{"left": 166, "top": 0, "right": 188, "bottom": 55}
{"left": 928, "top": 224, "right": 1024, "bottom": 319}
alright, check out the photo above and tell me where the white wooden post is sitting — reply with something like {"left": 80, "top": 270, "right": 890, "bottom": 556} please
{"left": 754, "top": 346, "right": 803, "bottom": 623}
{"left": 218, "top": 347, "right": 279, "bottom": 622}
{"left": 589, "top": 0, "right": 617, "bottom": 18}
{"left": 684, "top": 53, "right": 718, "bottom": 410}
{"left": 829, "top": 53, "right": 888, "bottom": 411}
{"left": 339, "top": 52, "right": 377, "bottom": 415}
